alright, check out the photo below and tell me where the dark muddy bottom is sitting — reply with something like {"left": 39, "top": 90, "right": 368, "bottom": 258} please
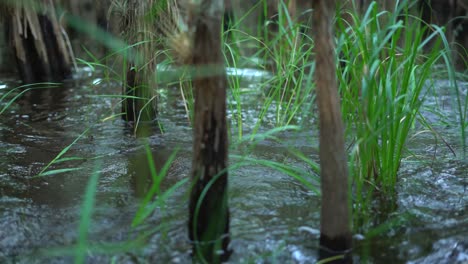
{"left": 0, "top": 69, "right": 466, "bottom": 263}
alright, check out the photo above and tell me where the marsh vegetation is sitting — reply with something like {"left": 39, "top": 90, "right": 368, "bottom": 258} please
{"left": 0, "top": 0, "right": 467, "bottom": 263}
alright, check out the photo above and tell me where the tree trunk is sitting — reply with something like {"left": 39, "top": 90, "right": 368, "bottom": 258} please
{"left": 188, "top": 0, "right": 231, "bottom": 263}
{"left": 120, "top": 0, "right": 158, "bottom": 132}
{"left": 5, "top": 0, "right": 73, "bottom": 83}
{"left": 419, "top": 0, "right": 468, "bottom": 69}
{"left": 312, "top": 0, "right": 352, "bottom": 262}
{"left": 0, "top": 19, "right": 13, "bottom": 73}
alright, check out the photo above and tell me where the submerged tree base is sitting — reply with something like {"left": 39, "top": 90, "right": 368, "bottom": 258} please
{"left": 319, "top": 234, "right": 353, "bottom": 263}
{"left": 188, "top": 0, "right": 231, "bottom": 262}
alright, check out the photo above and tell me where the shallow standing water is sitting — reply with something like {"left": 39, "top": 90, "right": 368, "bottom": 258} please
{"left": 0, "top": 68, "right": 467, "bottom": 263}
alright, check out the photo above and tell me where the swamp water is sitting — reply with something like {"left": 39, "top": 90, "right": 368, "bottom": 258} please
{"left": 0, "top": 68, "right": 466, "bottom": 263}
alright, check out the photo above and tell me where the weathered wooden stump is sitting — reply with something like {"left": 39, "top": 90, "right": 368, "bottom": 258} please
{"left": 3, "top": 1, "right": 73, "bottom": 83}
{"left": 188, "top": 0, "right": 231, "bottom": 263}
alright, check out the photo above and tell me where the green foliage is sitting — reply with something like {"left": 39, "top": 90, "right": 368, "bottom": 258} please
{"left": 2, "top": 0, "right": 465, "bottom": 261}
{"left": 75, "top": 161, "right": 101, "bottom": 264}
{"left": 62, "top": 0, "right": 463, "bottom": 236}
{"left": 0, "top": 83, "right": 61, "bottom": 114}
{"left": 223, "top": 0, "right": 464, "bottom": 231}
{"left": 335, "top": 1, "right": 457, "bottom": 226}
{"left": 132, "top": 144, "right": 182, "bottom": 227}
{"left": 223, "top": 1, "right": 316, "bottom": 139}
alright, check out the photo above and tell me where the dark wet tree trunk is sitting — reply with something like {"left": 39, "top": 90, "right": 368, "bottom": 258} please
{"left": 312, "top": 1, "right": 352, "bottom": 263}
{"left": 3, "top": 1, "right": 73, "bottom": 83}
{"left": 454, "top": 6, "right": 468, "bottom": 69}
{"left": 0, "top": 20, "right": 13, "bottom": 73}
{"left": 188, "top": 0, "right": 231, "bottom": 263}
{"left": 355, "top": 0, "right": 395, "bottom": 13}
{"left": 57, "top": 0, "right": 115, "bottom": 55}
{"left": 419, "top": 0, "right": 457, "bottom": 44}
{"left": 120, "top": 0, "right": 158, "bottom": 132}
{"left": 262, "top": 0, "right": 298, "bottom": 38}
{"left": 419, "top": 0, "right": 468, "bottom": 69}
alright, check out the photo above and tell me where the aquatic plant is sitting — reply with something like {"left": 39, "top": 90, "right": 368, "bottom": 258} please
{"left": 222, "top": 0, "right": 463, "bottom": 229}
{"left": 223, "top": 0, "right": 316, "bottom": 141}
{"left": 336, "top": 1, "right": 456, "bottom": 225}
{"left": 2, "top": 0, "right": 466, "bottom": 262}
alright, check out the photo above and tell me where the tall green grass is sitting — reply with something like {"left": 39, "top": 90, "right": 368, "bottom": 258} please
{"left": 4, "top": 0, "right": 465, "bottom": 261}
{"left": 224, "top": 0, "right": 463, "bottom": 228}
{"left": 223, "top": 0, "right": 316, "bottom": 142}
{"left": 74, "top": 161, "right": 101, "bottom": 264}
{"left": 335, "top": 1, "right": 456, "bottom": 225}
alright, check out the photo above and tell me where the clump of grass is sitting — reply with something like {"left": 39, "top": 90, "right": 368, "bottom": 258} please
{"left": 336, "top": 1, "right": 452, "bottom": 225}
{"left": 223, "top": 1, "right": 316, "bottom": 141}
{"left": 18, "top": 1, "right": 465, "bottom": 260}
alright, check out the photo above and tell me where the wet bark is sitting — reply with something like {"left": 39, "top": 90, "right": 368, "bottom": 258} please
{"left": 6, "top": 1, "right": 73, "bottom": 83}
{"left": 263, "top": 0, "right": 300, "bottom": 38}
{"left": 312, "top": 0, "right": 352, "bottom": 263}
{"left": 419, "top": 0, "right": 468, "bottom": 69}
{"left": 454, "top": 8, "right": 468, "bottom": 69}
{"left": 420, "top": 0, "right": 457, "bottom": 43}
{"left": 120, "top": 0, "right": 158, "bottom": 130}
{"left": 188, "top": 0, "right": 231, "bottom": 263}
{"left": 0, "top": 15, "right": 14, "bottom": 73}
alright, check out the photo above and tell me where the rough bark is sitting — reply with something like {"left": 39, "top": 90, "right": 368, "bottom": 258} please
{"left": 6, "top": 0, "right": 73, "bottom": 83}
{"left": 120, "top": 0, "right": 158, "bottom": 129}
{"left": 419, "top": 0, "right": 468, "bottom": 69}
{"left": 0, "top": 18, "right": 13, "bottom": 73}
{"left": 188, "top": 0, "right": 231, "bottom": 263}
{"left": 312, "top": 0, "right": 352, "bottom": 262}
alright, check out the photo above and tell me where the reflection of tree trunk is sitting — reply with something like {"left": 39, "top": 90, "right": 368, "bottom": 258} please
{"left": 312, "top": 1, "right": 352, "bottom": 263}
{"left": 120, "top": 0, "right": 158, "bottom": 131}
{"left": 128, "top": 149, "right": 152, "bottom": 199}
{"left": 128, "top": 148, "right": 173, "bottom": 198}
{"left": 188, "top": 0, "right": 231, "bottom": 263}
{"left": 5, "top": 1, "right": 73, "bottom": 83}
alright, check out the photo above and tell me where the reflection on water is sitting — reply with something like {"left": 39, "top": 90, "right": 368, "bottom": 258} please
{"left": 0, "top": 69, "right": 466, "bottom": 263}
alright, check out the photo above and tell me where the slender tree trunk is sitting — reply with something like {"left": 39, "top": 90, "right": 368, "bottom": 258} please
{"left": 188, "top": 0, "right": 231, "bottom": 263}
{"left": 312, "top": 1, "right": 352, "bottom": 263}
{"left": 120, "top": 0, "right": 158, "bottom": 132}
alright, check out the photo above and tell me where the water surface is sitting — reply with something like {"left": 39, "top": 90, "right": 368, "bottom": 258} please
{"left": 0, "top": 69, "right": 466, "bottom": 263}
